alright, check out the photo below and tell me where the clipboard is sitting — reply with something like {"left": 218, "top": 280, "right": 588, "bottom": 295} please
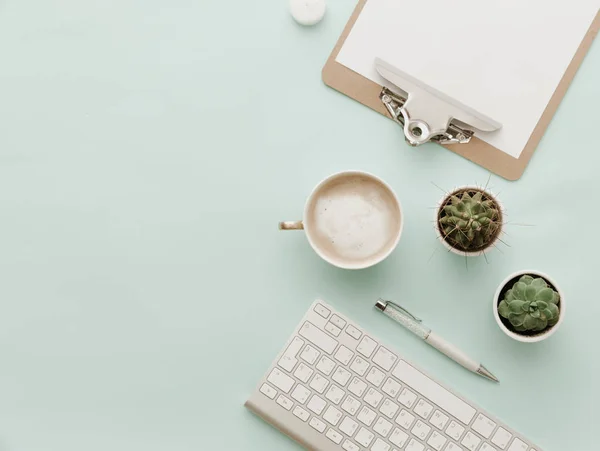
{"left": 322, "top": 0, "right": 600, "bottom": 180}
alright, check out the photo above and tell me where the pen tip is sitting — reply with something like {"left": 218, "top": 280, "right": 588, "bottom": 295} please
{"left": 477, "top": 365, "right": 500, "bottom": 383}
{"left": 374, "top": 299, "right": 387, "bottom": 311}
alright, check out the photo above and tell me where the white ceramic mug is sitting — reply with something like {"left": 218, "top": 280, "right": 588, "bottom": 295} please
{"left": 279, "top": 171, "right": 403, "bottom": 269}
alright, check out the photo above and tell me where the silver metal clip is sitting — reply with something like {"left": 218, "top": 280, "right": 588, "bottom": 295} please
{"left": 375, "top": 58, "right": 502, "bottom": 147}
{"left": 380, "top": 88, "right": 474, "bottom": 146}
{"left": 376, "top": 298, "right": 422, "bottom": 322}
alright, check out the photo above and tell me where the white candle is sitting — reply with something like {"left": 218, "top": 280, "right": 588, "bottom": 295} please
{"left": 289, "top": 0, "right": 326, "bottom": 26}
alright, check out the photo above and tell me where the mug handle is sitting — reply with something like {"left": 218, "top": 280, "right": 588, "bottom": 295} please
{"left": 279, "top": 221, "right": 304, "bottom": 230}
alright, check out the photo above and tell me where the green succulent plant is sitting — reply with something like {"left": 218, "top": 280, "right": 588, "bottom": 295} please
{"left": 498, "top": 275, "right": 560, "bottom": 333}
{"left": 438, "top": 189, "right": 501, "bottom": 252}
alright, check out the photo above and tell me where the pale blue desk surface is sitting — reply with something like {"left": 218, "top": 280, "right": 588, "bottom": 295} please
{"left": 0, "top": 1, "right": 598, "bottom": 450}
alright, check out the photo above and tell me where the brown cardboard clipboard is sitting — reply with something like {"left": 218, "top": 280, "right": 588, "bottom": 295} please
{"left": 322, "top": 0, "right": 600, "bottom": 180}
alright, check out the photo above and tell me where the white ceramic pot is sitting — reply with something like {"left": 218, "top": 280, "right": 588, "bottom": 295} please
{"left": 493, "top": 270, "right": 565, "bottom": 343}
{"left": 434, "top": 186, "right": 504, "bottom": 257}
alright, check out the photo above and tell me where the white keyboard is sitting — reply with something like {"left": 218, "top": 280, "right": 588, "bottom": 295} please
{"left": 245, "top": 301, "right": 541, "bottom": 451}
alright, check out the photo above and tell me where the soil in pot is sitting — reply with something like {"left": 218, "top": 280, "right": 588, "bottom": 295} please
{"left": 437, "top": 188, "right": 503, "bottom": 253}
{"left": 497, "top": 274, "right": 561, "bottom": 338}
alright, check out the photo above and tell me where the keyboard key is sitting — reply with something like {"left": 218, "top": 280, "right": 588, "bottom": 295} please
{"left": 325, "top": 321, "right": 342, "bottom": 337}
{"left": 445, "top": 443, "right": 464, "bottom": 451}
{"left": 398, "top": 388, "right": 418, "bottom": 408}
{"left": 371, "top": 438, "right": 391, "bottom": 451}
{"left": 309, "top": 373, "right": 329, "bottom": 394}
{"left": 334, "top": 345, "right": 354, "bottom": 365}
{"left": 357, "top": 336, "right": 378, "bottom": 358}
{"left": 405, "top": 438, "right": 425, "bottom": 451}
{"left": 276, "top": 394, "right": 293, "bottom": 410}
{"left": 480, "top": 444, "right": 499, "bottom": 451}
{"left": 293, "top": 363, "right": 313, "bottom": 383}
{"left": 339, "top": 416, "right": 359, "bottom": 437}
{"left": 411, "top": 420, "right": 431, "bottom": 440}
{"left": 291, "top": 385, "right": 311, "bottom": 404}
{"left": 372, "top": 346, "right": 398, "bottom": 371}
{"left": 461, "top": 431, "right": 482, "bottom": 451}
{"left": 429, "top": 410, "right": 449, "bottom": 430}
{"left": 342, "top": 439, "right": 360, "bottom": 451}
{"left": 507, "top": 438, "right": 528, "bottom": 451}
{"left": 323, "top": 405, "right": 343, "bottom": 426}
{"left": 357, "top": 406, "right": 377, "bottom": 426}
{"left": 395, "top": 409, "right": 415, "bottom": 430}
{"left": 292, "top": 406, "right": 309, "bottom": 422}
{"left": 307, "top": 394, "right": 327, "bottom": 415}
{"left": 316, "top": 355, "right": 336, "bottom": 375}
{"left": 392, "top": 360, "right": 476, "bottom": 425}
{"left": 364, "top": 387, "right": 384, "bottom": 408}
{"left": 366, "top": 367, "right": 386, "bottom": 387}
{"left": 414, "top": 399, "right": 434, "bottom": 419}
{"left": 309, "top": 416, "right": 326, "bottom": 433}
{"left": 298, "top": 321, "right": 338, "bottom": 354}
{"left": 350, "top": 356, "right": 370, "bottom": 376}
{"left": 259, "top": 383, "right": 277, "bottom": 399}
{"left": 389, "top": 427, "right": 409, "bottom": 448}
{"left": 426, "top": 430, "right": 447, "bottom": 451}
{"left": 314, "top": 303, "right": 331, "bottom": 319}
{"left": 355, "top": 427, "right": 375, "bottom": 447}
{"left": 348, "top": 377, "right": 367, "bottom": 397}
{"left": 379, "top": 398, "right": 399, "bottom": 419}
{"left": 341, "top": 395, "right": 362, "bottom": 415}
{"left": 491, "top": 427, "right": 512, "bottom": 449}
{"left": 446, "top": 421, "right": 466, "bottom": 441}
{"left": 330, "top": 314, "right": 347, "bottom": 329}
{"left": 382, "top": 377, "right": 401, "bottom": 397}
{"left": 345, "top": 324, "right": 362, "bottom": 340}
{"left": 472, "top": 414, "right": 497, "bottom": 439}
{"left": 300, "top": 344, "right": 320, "bottom": 365}
{"left": 267, "top": 368, "right": 295, "bottom": 393}
{"left": 277, "top": 337, "right": 304, "bottom": 372}
{"left": 373, "top": 417, "right": 393, "bottom": 437}
{"left": 325, "top": 384, "right": 345, "bottom": 404}
{"left": 332, "top": 366, "right": 352, "bottom": 386}
{"left": 326, "top": 428, "right": 343, "bottom": 444}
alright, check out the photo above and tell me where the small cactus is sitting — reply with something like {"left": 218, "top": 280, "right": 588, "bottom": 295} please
{"left": 498, "top": 275, "right": 560, "bottom": 333}
{"left": 438, "top": 189, "right": 501, "bottom": 252}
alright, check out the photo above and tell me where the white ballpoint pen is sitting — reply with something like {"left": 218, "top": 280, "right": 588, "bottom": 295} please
{"left": 375, "top": 299, "right": 499, "bottom": 383}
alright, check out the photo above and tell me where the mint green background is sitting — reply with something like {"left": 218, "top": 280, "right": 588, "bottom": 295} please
{"left": 0, "top": 1, "right": 598, "bottom": 450}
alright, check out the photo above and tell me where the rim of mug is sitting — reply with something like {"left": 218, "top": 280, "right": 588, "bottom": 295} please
{"left": 302, "top": 170, "right": 403, "bottom": 270}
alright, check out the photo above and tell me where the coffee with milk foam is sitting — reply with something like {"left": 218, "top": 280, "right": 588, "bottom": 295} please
{"left": 305, "top": 174, "right": 401, "bottom": 266}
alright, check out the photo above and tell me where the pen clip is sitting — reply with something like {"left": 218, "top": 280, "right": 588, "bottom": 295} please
{"left": 381, "top": 299, "right": 422, "bottom": 323}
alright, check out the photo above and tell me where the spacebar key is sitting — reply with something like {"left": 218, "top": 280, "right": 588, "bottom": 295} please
{"left": 392, "top": 360, "right": 476, "bottom": 425}
{"left": 298, "top": 321, "right": 338, "bottom": 354}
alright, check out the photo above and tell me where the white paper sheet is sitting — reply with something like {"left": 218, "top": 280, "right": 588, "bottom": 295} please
{"left": 336, "top": 0, "right": 598, "bottom": 158}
